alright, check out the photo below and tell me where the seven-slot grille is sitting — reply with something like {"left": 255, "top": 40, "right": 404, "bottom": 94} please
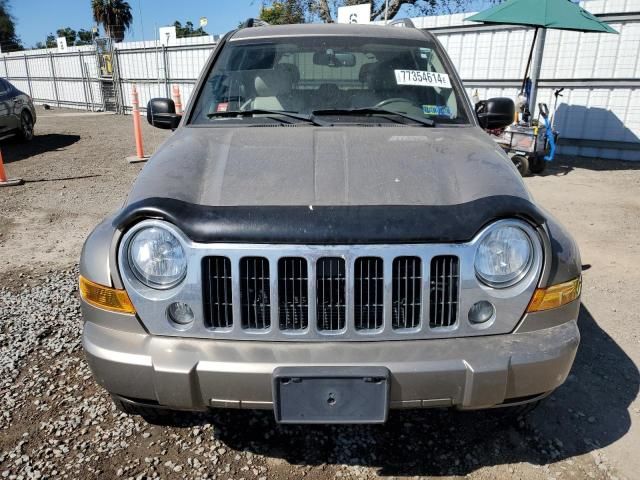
{"left": 202, "top": 255, "right": 459, "bottom": 334}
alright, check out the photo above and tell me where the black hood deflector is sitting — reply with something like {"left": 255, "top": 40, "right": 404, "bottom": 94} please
{"left": 113, "top": 196, "right": 546, "bottom": 244}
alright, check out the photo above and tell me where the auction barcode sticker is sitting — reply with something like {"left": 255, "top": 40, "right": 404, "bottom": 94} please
{"left": 394, "top": 70, "right": 452, "bottom": 88}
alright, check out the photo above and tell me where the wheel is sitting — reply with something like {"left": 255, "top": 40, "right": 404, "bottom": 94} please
{"left": 511, "top": 155, "right": 529, "bottom": 176}
{"left": 528, "top": 153, "right": 547, "bottom": 174}
{"left": 17, "top": 110, "right": 34, "bottom": 142}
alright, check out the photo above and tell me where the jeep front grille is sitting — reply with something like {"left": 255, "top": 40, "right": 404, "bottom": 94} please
{"left": 122, "top": 220, "right": 544, "bottom": 342}
{"left": 201, "top": 254, "right": 458, "bottom": 336}
{"left": 429, "top": 255, "right": 459, "bottom": 328}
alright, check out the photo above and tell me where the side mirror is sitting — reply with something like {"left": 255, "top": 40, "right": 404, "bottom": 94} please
{"left": 475, "top": 97, "right": 515, "bottom": 130}
{"left": 147, "top": 98, "right": 181, "bottom": 130}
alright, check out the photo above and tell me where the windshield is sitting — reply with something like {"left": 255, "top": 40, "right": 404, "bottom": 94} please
{"left": 190, "top": 34, "right": 470, "bottom": 126}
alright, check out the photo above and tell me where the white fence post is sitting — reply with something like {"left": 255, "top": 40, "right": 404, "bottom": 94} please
{"left": 48, "top": 52, "right": 60, "bottom": 108}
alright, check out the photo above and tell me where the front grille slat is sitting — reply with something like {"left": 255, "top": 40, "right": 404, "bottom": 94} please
{"left": 240, "top": 257, "right": 271, "bottom": 330}
{"left": 278, "top": 257, "right": 309, "bottom": 330}
{"left": 202, "top": 256, "right": 233, "bottom": 329}
{"left": 429, "top": 255, "right": 459, "bottom": 328}
{"left": 316, "top": 257, "right": 346, "bottom": 331}
{"left": 354, "top": 257, "right": 383, "bottom": 330}
{"left": 392, "top": 256, "right": 422, "bottom": 329}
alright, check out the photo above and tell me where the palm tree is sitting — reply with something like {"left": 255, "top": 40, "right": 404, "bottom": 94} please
{"left": 91, "top": 0, "right": 133, "bottom": 43}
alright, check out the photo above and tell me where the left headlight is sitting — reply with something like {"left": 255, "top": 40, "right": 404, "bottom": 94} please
{"left": 474, "top": 223, "right": 535, "bottom": 288}
{"left": 128, "top": 226, "right": 187, "bottom": 289}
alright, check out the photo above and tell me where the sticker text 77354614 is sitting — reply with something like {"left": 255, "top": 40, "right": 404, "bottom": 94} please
{"left": 394, "top": 70, "right": 452, "bottom": 88}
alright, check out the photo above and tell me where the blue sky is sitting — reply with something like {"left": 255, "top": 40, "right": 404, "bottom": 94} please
{"left": 11, "top": 0, "right": 494, "bottom": 48}
{"left": 12, "top": 0, "right": 261, "bottom": 48}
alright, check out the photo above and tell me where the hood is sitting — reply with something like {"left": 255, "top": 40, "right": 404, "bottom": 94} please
{"left": 126, "top": 126, "right": 529, "bottom": 207}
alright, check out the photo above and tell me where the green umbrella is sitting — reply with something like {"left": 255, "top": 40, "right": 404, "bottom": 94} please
{"left": 466, "top": 0, "right": 617, "bottom": 118}
{"left": 466, "top": 0, "right": 618, "bottom": 33}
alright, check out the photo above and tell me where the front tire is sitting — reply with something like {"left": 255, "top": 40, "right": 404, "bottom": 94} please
{"left": 17, "top": 110, "right": 34, "bottom": 142}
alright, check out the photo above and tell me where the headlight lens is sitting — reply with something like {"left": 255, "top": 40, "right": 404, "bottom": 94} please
{"left": 474, "top": 224, "right": 534, "bottom": 288}
{"left": 128, "top": 226, "right": 187, "bottom": 288}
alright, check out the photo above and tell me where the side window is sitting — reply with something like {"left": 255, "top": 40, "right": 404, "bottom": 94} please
{"left": 0, "top": 79, "right": 8, "bottom": 96}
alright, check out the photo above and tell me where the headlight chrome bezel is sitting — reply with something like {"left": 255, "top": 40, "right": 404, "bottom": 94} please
{"left": 474, "top": 219, "right": 541, "bottom": 289}
{"left": 126, "top": 225, "right": 188, "bottom": 290}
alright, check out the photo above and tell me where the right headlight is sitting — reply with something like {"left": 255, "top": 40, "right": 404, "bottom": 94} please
{"left": 474, "top": 223, "right": 534, "bottom": 288}
{"left": 128, "top": 226, "right": 187, "bottom": 289}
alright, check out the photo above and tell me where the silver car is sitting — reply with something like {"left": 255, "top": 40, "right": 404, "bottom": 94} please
{"left": 80, "top": 21, "right": 581, "bottom": 424}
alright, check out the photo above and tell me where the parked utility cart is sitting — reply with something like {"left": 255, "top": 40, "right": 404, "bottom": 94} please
{"left": 80, "top": 20, "right": 581, "bottom": 424}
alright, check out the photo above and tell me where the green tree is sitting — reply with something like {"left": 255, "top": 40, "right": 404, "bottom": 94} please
{"left": 91, "top": 0, "right": 132, "bottom": 42}
{"left": 259, "top": 0, "right": 484, "bottom": 24}
{"left": 0, "top": 0, "right": 22, "bottom": 52}
{"left": 44, "top": 33, "right": 56, "bottom": 48}
{"left": 76, "top": 28, "right": 98, "bottom": 45}
{"left": 259, "top": 0, "right": 305, "bottom": 25}
{"left": 56, "top": 27, "right": 77, "bottom": 46}
{"left": 172, "top": 20, "right": 208, "bottom": 38}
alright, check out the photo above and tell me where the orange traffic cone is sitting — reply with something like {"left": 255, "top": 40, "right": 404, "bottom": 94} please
{"left": 126, "top": 84, "right": 149, "bottom": 164}
{"left": 0, "top": 148, "right": 24, "bottom": 187}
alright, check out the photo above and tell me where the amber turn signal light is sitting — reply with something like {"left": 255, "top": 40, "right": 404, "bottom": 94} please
{"left": 79, "top": 276, "right": 136, "bottom": 315}
{"left": 527, "top": 277, "right": 582, "bottom": 313}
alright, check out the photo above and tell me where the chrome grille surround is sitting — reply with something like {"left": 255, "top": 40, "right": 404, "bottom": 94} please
{"left": 118, "top": 219, "right": 544, "bottom": 342}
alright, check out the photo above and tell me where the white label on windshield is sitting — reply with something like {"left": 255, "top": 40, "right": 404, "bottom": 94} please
{"left": 394, "top": 70, "right": 451, "bottom": 88}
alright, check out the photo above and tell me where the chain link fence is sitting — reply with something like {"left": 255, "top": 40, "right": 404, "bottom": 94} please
{"left": 0, "top": 36, "right": 217, "bottom": 115}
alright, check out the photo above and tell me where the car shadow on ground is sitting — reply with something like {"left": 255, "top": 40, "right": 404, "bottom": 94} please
{"left": 162, "top": 304, "right": 638, "bottom": 476}
{"left": 532, "top": 155, "right": 640, "bottom": 177}
{"left": 2, "top": 134, "right": 81, "bottom": 163}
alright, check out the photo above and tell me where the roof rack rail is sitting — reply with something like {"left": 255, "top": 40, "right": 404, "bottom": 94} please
{"left": 240, "top": 18, "right": 271, "bottom": 28}
{"left": 388, "top": 18, "right": 415, "bottom": 28}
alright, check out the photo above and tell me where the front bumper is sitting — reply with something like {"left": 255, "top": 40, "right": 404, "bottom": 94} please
{"left": 83, "top": 304, "right": 580, "bottom": 412}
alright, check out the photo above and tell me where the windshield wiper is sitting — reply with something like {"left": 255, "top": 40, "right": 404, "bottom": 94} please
{"left": 312, "top": 108, "right": 435, "bottom": 127}
{"left": 207, "top": 109, "right": 325, "bottom": 126}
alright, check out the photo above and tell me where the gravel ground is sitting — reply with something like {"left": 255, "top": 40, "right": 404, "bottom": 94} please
{"left": 0, "top": 107, "right": 638, "bottom": 480}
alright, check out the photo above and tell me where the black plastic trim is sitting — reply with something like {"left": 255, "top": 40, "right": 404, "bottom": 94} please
{"left": 113, "top": 196, "right": 547, "bottom": 245}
